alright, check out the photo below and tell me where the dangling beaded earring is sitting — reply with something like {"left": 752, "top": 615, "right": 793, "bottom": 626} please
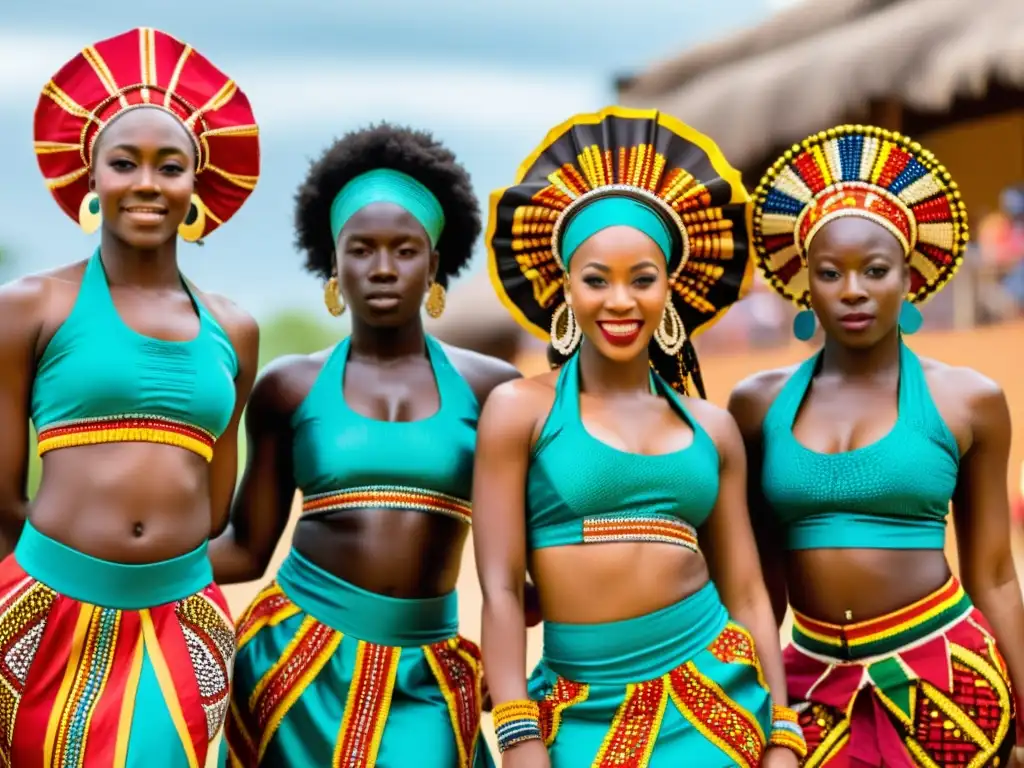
{"left": 792, "top": 308, "right": 817, "bottom": 341}
{"left": 425, "top": 281, "right": 446, "bottom": 319}
{"left": 178, "top": 194, "right": 206, "bottom": 243}
{"left": 324, "top": 274, "right": 345, "bottom": 316}
{"left": 78, "top": 191, "right": 101, "bottom": 235}
{"left": 654, "top": 300, "right": 686, "bottom": 355}
{"left": 550, "top": 302, "right": 582, "bottom": 356}
{"left": 898, "top": 300, "right": 922, "bottom": 334}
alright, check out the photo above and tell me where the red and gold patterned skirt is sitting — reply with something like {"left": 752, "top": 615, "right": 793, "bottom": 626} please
{"left": 786, "top": 577, "right": 1017, "bottom": 766}
{"left": 0, "top": 522, "right": 233, "bottom": 767}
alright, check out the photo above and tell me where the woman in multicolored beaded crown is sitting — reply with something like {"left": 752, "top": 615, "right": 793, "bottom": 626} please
{"left": 210, "top": 123, "right": 521, "bottom": 767}
{"left": 476, "top": 106, "right": 807, "bottom": 767}
{"left": 0, "top": 28, "right": 260, "bottom": 766}
{"left": 730, "top": 124, "right": 1024, "bottom": 766}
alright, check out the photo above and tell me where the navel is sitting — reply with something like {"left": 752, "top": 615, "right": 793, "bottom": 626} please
{"left": 133, "top": 522, "right": 144, "bottom": 537}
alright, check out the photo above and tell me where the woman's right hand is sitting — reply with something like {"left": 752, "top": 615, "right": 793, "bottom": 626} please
{"left": 501, "top": 738, "right": 551, "bottom": 767}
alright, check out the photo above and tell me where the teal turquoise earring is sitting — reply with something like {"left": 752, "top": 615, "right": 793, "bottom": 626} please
{"left": 899, "top": 300, "right": 922, "bottom": 334}
{"left": 792, "top": 308, "right": 817, "bottom": 341}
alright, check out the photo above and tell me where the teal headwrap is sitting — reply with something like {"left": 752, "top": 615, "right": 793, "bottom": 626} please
{"left": 329, "top": 168, "right": 446, "bottom": 247}
{"left": 560, "top": 196, "right": 674, "bottom": 267}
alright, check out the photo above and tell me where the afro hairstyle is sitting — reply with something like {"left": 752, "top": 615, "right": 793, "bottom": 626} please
{"left": 295, "top": 122, "right": 481, "bottom": 288}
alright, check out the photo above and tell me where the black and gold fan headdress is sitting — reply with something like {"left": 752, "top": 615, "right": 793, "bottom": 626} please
{"left": 486, "top": 106, "right": 754, "bottom": 396}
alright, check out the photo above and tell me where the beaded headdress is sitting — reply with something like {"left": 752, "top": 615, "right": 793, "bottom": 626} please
{"left": 752, "top": 125, "right": 968, "bottom": 311}
{"left": 34, "top": 27, "right": 260, "bottom": 241}
{"left": 487, "top": 106, "right": 754, "bottom": 396}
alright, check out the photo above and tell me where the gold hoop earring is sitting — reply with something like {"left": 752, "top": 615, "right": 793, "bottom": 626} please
{"left": 79, "top": 191, "right": 101, "bottom": 235}
{"left": 425, "top": 281, "right": 446, "bottom": 319}
{"left": 654, "top": 300, "right": 686, "bottom": 356}
{"left": 324, "top": 276, "right": 345, "bottom": 316}
{"left": 178, "top": 193, "right": 206, "bottom": 243}
{"left": 550, "top": 302, "right": 582, "bottom": 356}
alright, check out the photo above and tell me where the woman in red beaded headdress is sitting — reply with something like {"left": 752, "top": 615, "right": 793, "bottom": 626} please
{"left": 731, "top": 125, "right": 1024, "bottom": 766}
{"left": 0, "top": 28, "right": 260, "bottom": 766}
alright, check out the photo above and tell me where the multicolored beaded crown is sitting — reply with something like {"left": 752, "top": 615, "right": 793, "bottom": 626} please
{"left": 34, "top": 27, "right": 260, "bottom": 240}
{"left": 487, "top": 106, "right": 754, "bottom": 396}
{"left": 752, "top": 125, "right": 969, "bottom": 309}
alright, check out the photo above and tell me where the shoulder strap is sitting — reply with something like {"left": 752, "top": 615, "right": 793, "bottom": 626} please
{"left": 309, "top": 337, "right": 350, "bottom": 401}
{"left": 895, "top": 340, "right": 956, "bottom": 453}
{"left": 76, "top": 247, "right": 115, "bottom": 313}
{"left": 554, "top": 352, "right": 582, "bottom": 420}
{"left": 425, "top": 336, "right": 480, "bottom": 412}
{"left": 763, "top": 351, "right": 820, "bottom": 433}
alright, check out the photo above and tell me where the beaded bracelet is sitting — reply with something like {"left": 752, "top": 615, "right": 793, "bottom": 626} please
{"left": 492, "top": 699, "right": 543, "bottom": 753}
{"left": 769, "top": 705, "right": 808, "bottom": 759}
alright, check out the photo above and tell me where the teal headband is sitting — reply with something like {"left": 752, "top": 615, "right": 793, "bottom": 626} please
{"left": 560, "top": 196, "right": 674, "bottom": 267}
{"left": 329, "top": 168, "right": 446, "bottom": 248}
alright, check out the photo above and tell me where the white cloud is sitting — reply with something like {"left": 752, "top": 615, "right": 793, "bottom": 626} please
{"left": 0, "top": 32, "right": 608, "bottom": 141}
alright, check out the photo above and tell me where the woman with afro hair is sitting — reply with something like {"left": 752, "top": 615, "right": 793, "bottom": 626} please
{"left": 211, "top": 123, "right": 519, "bottom": 767}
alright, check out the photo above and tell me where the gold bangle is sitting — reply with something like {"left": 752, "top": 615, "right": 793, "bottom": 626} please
{"left": 492, "top": 699, "right": 540, "bottom": 729}
{"left": 771, "top": 704, "right": 799, "bottom": 723}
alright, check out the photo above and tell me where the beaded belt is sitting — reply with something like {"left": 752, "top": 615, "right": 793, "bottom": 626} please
{"left": 36, "top": 414, "right": 216, "bottom": 462}
{"left": 302, "top": 485, "right": 472, "bottom": 525}
{"left": 581, "top": 515, "right": 700, "bottom": 553}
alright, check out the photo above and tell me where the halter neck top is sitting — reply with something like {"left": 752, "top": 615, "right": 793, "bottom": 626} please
{"left": 525, "top": 352, "right": 719, "bottom": 553}
{"left": 761, "top": 341, "right": 959, "bottom": 550}
{"left": 31, "top": 249, "right": 238, "bottom": 462}
{"left": 291, "top": 335, "right": 480, "bottom": 524}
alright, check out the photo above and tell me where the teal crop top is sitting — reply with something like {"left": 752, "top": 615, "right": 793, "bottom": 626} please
{"left": 526, "top": 352, "right": 720, "bottom": 552}
{"left": 292, "top": 335, "right": 480, "bottom": 525}
{"left": 31, "top": 249, "right": 238, "bottom": 462}
{"left": 761, "top": 341, "right": 960, "bottom": 550}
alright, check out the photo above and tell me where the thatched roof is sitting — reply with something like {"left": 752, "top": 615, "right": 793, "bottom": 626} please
{"left": 618, "top": 0, "right": 1024, "bottom": 172}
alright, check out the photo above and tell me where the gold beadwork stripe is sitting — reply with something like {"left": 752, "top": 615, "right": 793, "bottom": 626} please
{"left": 582, "top": 516, "right": 700, "bottom": 552}
{"left": 302, "top": 486, "right": 472, "bottom": 525}
{"left": 37, "top": 415, "right": 216, "bottom": 462}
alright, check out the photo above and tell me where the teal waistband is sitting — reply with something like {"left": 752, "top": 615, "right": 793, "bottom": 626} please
{"left": 14, "top": 521, "right": 212, "bottom": 610}
{"left": 542, "top": 580, "right": 727, "bottom": 684}
{"left": 277, "top": 549, "right": 459, "bottom": 647}
{"left": 786, "top": 513, "right": 947, "bottom": 551}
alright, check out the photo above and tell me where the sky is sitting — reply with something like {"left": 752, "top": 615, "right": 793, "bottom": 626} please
{"left": 1, "top": 0, "right": 790, "bottom": 318}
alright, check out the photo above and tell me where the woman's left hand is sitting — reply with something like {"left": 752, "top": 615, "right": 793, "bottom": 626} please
{"left": 761, "top": 745, "right": 801, "bottom": 768}
{"left": 1008, "top": 745, "right": 1024, "bottom": 768}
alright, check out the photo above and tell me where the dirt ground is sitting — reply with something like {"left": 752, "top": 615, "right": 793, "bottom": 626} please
{"left": 219, "top": 320, "right": 1024, "bottom": 757}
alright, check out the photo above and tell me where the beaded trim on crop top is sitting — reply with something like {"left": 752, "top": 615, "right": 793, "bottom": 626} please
{"left": 301, "top": 486, "right": 473, "bottom": 526}
{"left": 37, "top": 416, "right": 219, "bottom": 461}
{"left": 31, "top": 251, "right": 238, "bottom": 462}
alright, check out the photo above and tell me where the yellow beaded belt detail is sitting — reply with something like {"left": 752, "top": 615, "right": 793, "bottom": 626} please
{"left": 582, "top": 515, "right": 699, "bottom": 552}
{"left": 36, "top": 414, "right": 216, "bottom": 461}
{"left": 302, "top": 485, "right": 472, "bottom": 525}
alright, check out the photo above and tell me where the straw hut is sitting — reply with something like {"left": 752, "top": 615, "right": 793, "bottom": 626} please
{"left": 618, "top": 0, "right": 1024, "bottom": 216}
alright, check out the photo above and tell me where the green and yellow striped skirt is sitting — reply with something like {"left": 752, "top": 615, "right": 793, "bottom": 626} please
{"left": 226, "top": 549, "right": 493, "bottom": 767}
{"left": 526, "top": 581, "right": 773, "bottom": 767}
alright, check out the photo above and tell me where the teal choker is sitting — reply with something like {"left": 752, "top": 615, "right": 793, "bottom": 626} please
{"left": 329, "top": 168, "right": 445, "bottom": 247}
{"left": 560, "top": 196, "right": 674, "bottom": 267}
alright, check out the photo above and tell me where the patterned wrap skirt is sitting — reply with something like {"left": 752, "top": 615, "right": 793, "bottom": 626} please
{"left": 786, "top": 576, "right": 1018, "bottom": 766}
{"left": 526, "top": 581, "right": 773, "bottom": 767}
{"left": 0, "top": 521, "right": 234, "bottom": 767}
{"left": 226, "top": 548, "right": 494, "bottom": 767}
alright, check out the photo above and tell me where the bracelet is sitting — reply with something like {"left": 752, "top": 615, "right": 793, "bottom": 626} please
{"left": 769, "top": 705, "right": 808, "bottom": 759}
{"left": 492, "top": 699, "right": 542, "bottom": 753}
